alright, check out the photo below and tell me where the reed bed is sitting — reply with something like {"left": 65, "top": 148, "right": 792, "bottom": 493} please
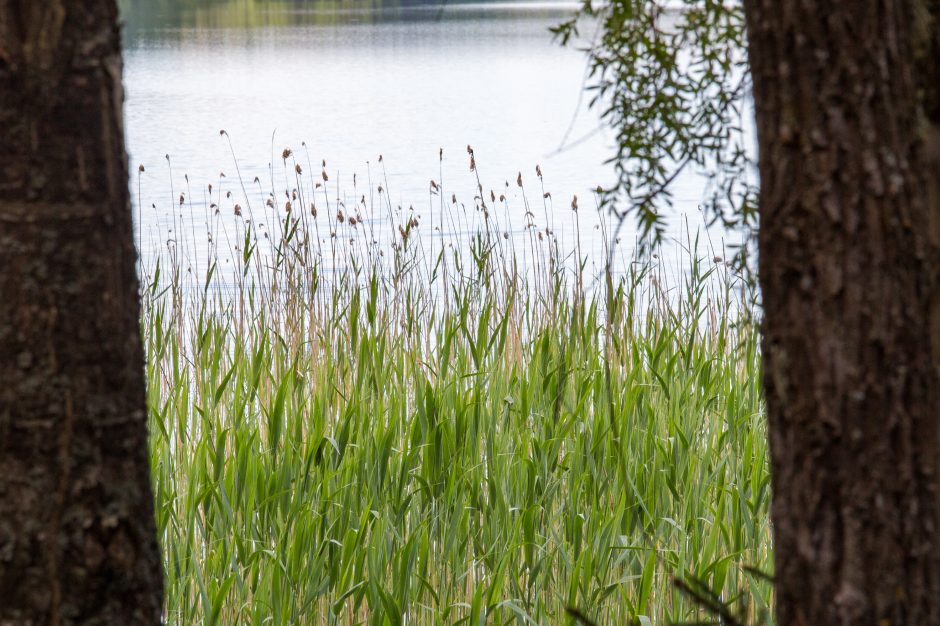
{"left": 140, "top": 148, "right": 771, "bottom": 625}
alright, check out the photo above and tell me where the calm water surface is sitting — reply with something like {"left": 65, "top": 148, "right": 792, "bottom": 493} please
{"left": 123, "top": 1, "right": 713, "bottom": 271}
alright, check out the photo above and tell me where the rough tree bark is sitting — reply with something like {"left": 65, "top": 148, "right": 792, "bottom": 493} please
{"left": 0, "top": 1, "right": 163, "bottom": 623}
{"left": 743, "top": 1, "right": 940, "bottom": 624}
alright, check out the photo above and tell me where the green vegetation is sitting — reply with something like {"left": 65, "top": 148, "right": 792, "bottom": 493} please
{"left": 553, "top": 0, "right": 756, "bottom": 269}
{"left": 117, "top": 0, "right": 550, "bottom": 37}
{"left": 119, "top": 0, "right": 393, "bottom": 32}
{"left": 141, "top": 152, "right": 771, "bottom": 624}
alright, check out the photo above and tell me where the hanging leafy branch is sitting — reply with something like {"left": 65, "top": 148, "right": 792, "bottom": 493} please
{"left": 552, "top": 0, "right": 757, "bottom": 268}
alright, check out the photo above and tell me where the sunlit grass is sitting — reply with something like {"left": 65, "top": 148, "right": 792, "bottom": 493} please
{"left": 141, "top": 149, "right": 771, "bottom": 625}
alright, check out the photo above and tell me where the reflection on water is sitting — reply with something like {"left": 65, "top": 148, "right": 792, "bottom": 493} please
{"left": 120, "top": 0, "right": 583, "bottom": 38}
{"left": 121, "top": 0, "right": 709, "bottom": 274}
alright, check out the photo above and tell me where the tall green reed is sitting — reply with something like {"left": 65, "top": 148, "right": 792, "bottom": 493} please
{"left": 140, "top": 148, "right": 770, "bottom": 625}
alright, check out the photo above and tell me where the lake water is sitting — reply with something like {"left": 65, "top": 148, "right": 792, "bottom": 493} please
{"left": 122, "top": 0, "right": 718, "bottom": 276}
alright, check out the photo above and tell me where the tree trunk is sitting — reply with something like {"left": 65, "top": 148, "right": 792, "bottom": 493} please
{"left": 743, "top": 1, "right": 940, "bottom": 624}
{"left": 0, "top": 1, "right": 163, "bottom": 623}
